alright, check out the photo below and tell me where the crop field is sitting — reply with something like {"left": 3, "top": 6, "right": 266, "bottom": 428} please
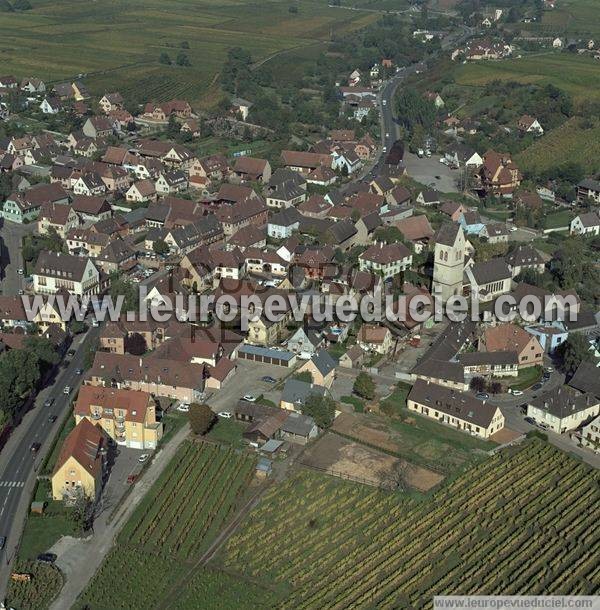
{"left": 453, "top": 53, "right": 600, "bottom": 105}
{"left": 77, "top": 441, "right": 264, "bottom": 609}
{"left": 0, "top": 0, "right": 376, "bottom": 105}
{"left": 523, "top": 0, "right": 600, "bottom": 37}
{"left": 223, "top": 441, "right": 600, "bottom": 608}
{"left": 516, "top": 117, "right": 600, "bottom": 176}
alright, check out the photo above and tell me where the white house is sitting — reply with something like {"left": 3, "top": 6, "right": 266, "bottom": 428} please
{"left": 570, "top": 212, "right": 600, "bottom": 236}
{"left": 358, "top": 242, "right": 413, "bottom": 280}
{"left": 33, "top": 252, "right": 101, "bottom": 297}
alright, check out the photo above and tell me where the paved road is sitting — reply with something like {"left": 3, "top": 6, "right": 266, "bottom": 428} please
{"left": 0, "top": 219, "right": 34, "bottom": 296}
{"left": 0, "top": 326, "right": 100, "bottom": 599}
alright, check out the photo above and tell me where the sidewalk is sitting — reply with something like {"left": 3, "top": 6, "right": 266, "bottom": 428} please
{"left": 49, "top": 423, "right": 190, "bottom": 610}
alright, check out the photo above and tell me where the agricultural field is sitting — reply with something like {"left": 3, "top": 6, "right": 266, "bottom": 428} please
{"left": 453, "top": 53, "right": 600, "bottom": 105}
{"left": 6, "top": 560, "right": 63, "bottom": 610}
{"left": 0, "top": 0, "right": 376, "bottom": 105}
{"left": 223, "top": 441, "right": 600, "bottom": 608}
{"left": 516, "top": 117, "right": 600, "bottom": 176}
{"left": 522, "top": 0, "right": 600, "bottom": 37}
{"left": 77, "top": 441, "right": 263, "bottom": 609}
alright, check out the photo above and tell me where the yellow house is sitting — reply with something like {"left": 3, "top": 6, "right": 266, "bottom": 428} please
{"left": 52, "top": 418, "right": 107, "bottom": 501}
{"left": 247, "top": 312, "right": 293, "bottom": 347}
{"left": 297, "top": 350, "right": 337, "bottom": 389}
{"left": 74, "top": 385, "right": 163, "bottom": 449}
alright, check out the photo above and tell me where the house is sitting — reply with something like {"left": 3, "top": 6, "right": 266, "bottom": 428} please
{"left": 297, "top": 350, "right": 337, "bottom": 388}
{"left": 33, "top": 252, "right": 101, "bottom": 296}
{"left": 266, "top": 180, "right": 306, "bottom": 209}
{"left": 98, "top": 92, "right": 124, "bottom": 114}
{"left": 231, "top": 97, "right": 253, "bottom": 120}
{"left": 280, "top": 378, "right": 326, "bottom": 412}
{"left": 357, "top": 324, "right": 393, "bottom": 354}
{"left": 71, "top": 195, "right": 112, "bottom": 223}
{"left": 458, "top": 351, "right": 519, "bottom": 378}
{"left": 425, "top": 91, "right": 445, "bottom": 108}
{"left": 180, "top": 118, "right": 201, "bottom": 138}
{"left": 459, "top": 211, "right": 485, "bottom": 235}
{"left": 444, "top": 145, "right": 482, "bottom": 169}
{"left": 525, "top": 322, "right": 569, "bottom": 354}
{"left": 40, "top": 97, "right": 64, "bottom": 115}
{"left": 479, "top": 150, "right": 522, "bottom": 197}
{"left": 359, "top": 242, "right": 412, "bottom": 280}
{"left": 553, "top": 37, "right": 563, "bottom": 49}
{"left": 73, "top": 173, "right": 107, "bottom": 197}
{"left": 416, "top": 190, "right": 440, "bottom": 206}
{"left": 155, "top": 170, "right": 188, "bottom": 195}
{"left": 386, "top": 185, "right": 411, "bottom": 207}
{"left": 287, "top": 326, "right": 323, "bottom": 356}
{"left": 0, "top": 295, "right": 65, "bottom": 332}
{"left": 216, "top": 196, "right": 268, "bottom": 237}
{"left": 480, "top": 323, "right": 543, "bottom": 369}
{"left": 505, "top": 244, "right": 545, "bottom": 277}
{"left": 527, "top": 386, "right": 599, "bottom": 433}
{"left": 298, "top": 195, "right": 331, "bottom": 218}
{"left": 570, "top": 211, "right": 600, "bottom": 236}
{"left": 74, "top": 385, "right": 163, "bottom": 449}
{"left": 280, "top": 150, "right": 331, "bottom": 175}
{"left": 280, "top": 412, "right": 319, "bottom": 445}
{"left": 1, "top": 183, "right": 69, "bottom": 224}
{"left": 407, "top": 379, "right": 505, "bottom": 440}
{"left": 51, "top": 419, "right": 107, "bottom": 502}
{"left": 518, "top": 115, "right": 544, "bottom": 135}
{"left": 339, "top": 345, "right": 366, "bottom": 369}
{"left": 577, "top": 179, "right": 600, "bottom": 204}
{"left": 331, "top": 149, "right": 362, "bottom": 174}
{"left": 20, "top": 78, "right": 46, "bottom": 93}
{"left": 82, "top": 116, "right": 116, "bottom": 139}
{"left": 126, "top": 179, "right": 157, "bottom": 204}
{"left": 37, "top": 202, "right": 79, "bottom": 239}
{"left": 268, "top": 207, "right": 302, "bottom": 240}
{"left": 480, "top": 223, "right": 510, "bottom": 244}
{"left": 412, "top": 359, "right": 467, "bottom": 391}
{"left": 233, "top": 156, "right": 271, "bottom": 183}
{"left": 440, "top": 201, "right": 468, "bottom": 222}
{"left": 306, "top": 166, "right": 337, "bottom": 186}
{"left": 581, "top": 414, "right": 600, "bottom": 453}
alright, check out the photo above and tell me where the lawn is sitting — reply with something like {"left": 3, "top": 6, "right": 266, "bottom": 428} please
{"left": 41, "top": 413, "right": 76, "bottom": 476}
{"left": 207, "top": 417, "right": 246, "bottom": 446}
{"left": 509, "top": 365, "right": 543, "bottom": 392}
{"left": 340, "top": 395, "right": 365, "bottom": 412}
{"left": 454, "top": 53, "right": 600, "bottom": 105}
{"left": 160, "top": 410, "right": 189, "bottom": 446}
{"left": 543, "top": 209, "right": 573, "bottom": 230}
{"left": 0, "top": 0, "right": 376, "bottom": 106}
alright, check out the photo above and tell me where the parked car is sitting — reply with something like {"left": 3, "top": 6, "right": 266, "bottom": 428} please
{"left": 138, "top": 454, "right": 149, "bottom": 463}
{"left": 509, "top": 388, "right": 523, "bottom": 396}
{"left": 218, "top": 411, "right": 233, "bottom": 419}
{"left": 37, "top": 553, "right": 57, "bottom": 563}
{"left": 476, "top": 392, "right": 490, "bottom": 400}
{"left": 524, "top": 417, "right": 536, "bottom": 425}
{"left": 16, "top": 268, "right": 24, "bottom": 275}
{"left": 63, "top": 386, "right": 71, "bottom": 395}
{"left": 532, "top": 383, "right": 543, "bottom": 391}
{"left": 261, "top": 376, "right": 276, "bottom": 384}
{"left": 67, "top": 349, "right": 76, "bottom": 358}
{"left": 545, "top": 366, "right": 554, "bottom": 373}
{"left": 30, "top": 442, "right": 41, "bottom": 453}
{"left": 75, "top": 368, "right": 84, "bottom": 375}
{"left": 242, "top": 394, "right": 257, "bottom": 402}
{"left": 48, "top": 415, "right": 57, "bottom": 423}
{"left": 43, "top": 398, "right": 54, "bottom": 408}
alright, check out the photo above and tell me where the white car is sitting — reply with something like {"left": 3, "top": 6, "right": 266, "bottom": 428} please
{"left": 509, "top": 226, "right": 518, "bottom": 232}
{"left": 297, "top": 352, "right": 312, "bottom": 360}
{"left": 382, "top": 99, "right": 387, "bottom": 106}
{"left": 177, "top": 403, "right": 190, "bottom": 412}
{"left": 509, "top": 389, "right": 523, "bottom": 396}
{"left": 218, "top": 411, "right": 233, "bottom": 419}
{"left": 63, "top": 386, "right": 71, "bottom": 395}
{"left": 138, "top": 454, "right": 149, "bottom": 463}
{"left": 243, "top": 394, "right": 257, "bottom": 402}
{"left": 385, "top": 132, "right": 390, "bottom": 138}
{"left": 17, "top": 268, "right": 24, "bottom": 275}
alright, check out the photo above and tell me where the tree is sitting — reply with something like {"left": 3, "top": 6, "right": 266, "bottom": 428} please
{"left": 395, "top": 87, "right": 437, "bottom": 131}
{"left": 353, "top": 372, "right": 376, "bottom": 400}
{"left": 560, "top": 334, "right": 595, "bottom": 377}
{"left": 23, "top": 336, "right": 59, "bottom": 370}
{"left": 125, "top": 332, "right": 147, "bottom": 356}
{"left": 469, "top": 377, "right": 486, "bottom": 392}
{"left": 108, "top": 272, "right": 139, "bottom": 312}
{"left": 189, "top": 403, "right": 216, "bottom": 435}
{"left": 176, "top": 51, "right": 191, "bottom": 67}
{"left": 294, "top": 371, "right": 313, "bottom": 383}
{"left": 488, "top": 381, "right": 502, "bottom": 395}
{"left": 70, "top": 320, "right": 87, "bottom": 335}
{"left": 153, "top": 239, "right": 170, "bottom": 256}
{"left": 301, "top": 394, "right": 336, "bottom": 428}
{"left": 159, "top": 52, "right": 172, "bottom": 65}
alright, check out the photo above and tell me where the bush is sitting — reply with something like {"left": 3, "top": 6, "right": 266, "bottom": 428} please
{"left": 189, "top": 403, "right": 216, "bottom": 435}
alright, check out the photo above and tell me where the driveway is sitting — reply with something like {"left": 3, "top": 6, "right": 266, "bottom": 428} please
{"left": 403, "top": 152, "right": 459, "bottom": 193}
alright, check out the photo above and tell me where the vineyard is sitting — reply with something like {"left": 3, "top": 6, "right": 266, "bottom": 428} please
{"left": 223, "top": 440, "right": 600, "bottom": 608}
{"left": 77, "top": 441, "right": 263, "bottom": 609}
{"left": 6, "top": 560, "right": 63, "bottom": 610}
{"left": 120, "top": 441, "right": 255, "bottom": 559}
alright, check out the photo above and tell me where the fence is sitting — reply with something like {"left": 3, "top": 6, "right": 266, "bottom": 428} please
{"left": 298, "top": 461, "right": 394, "bottom": 490}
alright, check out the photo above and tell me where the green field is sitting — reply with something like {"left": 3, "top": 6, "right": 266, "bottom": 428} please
{"left": 223, "top": 441, "right": 600, "bottom": 608}
{"left": 76, "top": 441, "right": 268, "bottom": 609}
{"left": 524, "top": 0, "right": 600, "bottom": 37}
{"left": 516, "top": 116, "right": 600, "bottom": 176}
{"left": 0, "top": 0, "right": 376, "bottom": 106}
{"left": 454, "top": 53, "right": 600, "bottom": 105}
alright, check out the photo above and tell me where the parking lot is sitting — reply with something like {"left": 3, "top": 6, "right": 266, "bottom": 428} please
{"left": 206, "top": 359, "right": 294, "bottom": 412}
{"left": 403, "top": 151, "right": 459, "bottom": 194}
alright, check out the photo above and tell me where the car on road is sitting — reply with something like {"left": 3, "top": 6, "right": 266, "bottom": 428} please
{"left": 17, "top": 268, "right": 24, "bottom": 275}
{"left": 385, "top": 132, "right": 390, "bottom": 138}
{"left": 75, "top": 368, "right": 84, "bottom": 375}
{"left": 43, "top": 398, "right": 54, "bottom": 407}
{"left": 545, "top": 366, "right": 554, "bottom": 373}
{"left": 417, "top": 148, "right": 424, "bottom": 158}
{"left": 382, "top": 99, "right": 387, "bottom": 106}
{"left": 48, "top": 415, "right": 57, "bottom": 423}
{"left": 476, "top": 392, "right": 490, "bottom": 400}
{"left": 509, "top": 226, "right": 518, "bottom": 232}
{"left": 92, "top": 319, "right": 99, "bottom": 327}
{"left": 138, "top": 454, "right": 149, "bottom": 463}
{"left": 524, "top": 417, "right": 536, "bottom": 425}
{"left": 30, "top": 442, "right": 41, "bottom": 453}
{"left": 37, "top": 553, "right": 57, "bottom": 563}
{"left": 218, "top": 411, "right": 233, "bottom": 419}
{"left": 0, "top": 536, "right": 6, "bottom": 550}
{"left": 243, "top": 394, "right": 257, "bottom": 402}
{"left": 509, "top": 388, "right": 523, "bottom": 396}
{"left": 532, "top": 383, "right": 543, "bottom": 391}
{"left": 18, "top": 289, "right": 24, "bottom": 295}
{"left": 261, "top": 376, "right": 276, "bottom": 384}
{"left": 176, "top": 403, "right": 190, "bottom": 412}
{"left": 63, "top": 386, "right": 71, "bottom": 395}
{"left": 67, "top": 349, "right": 76, "bottom": 357}
{"left": 382, "top": 146, "right": 387, "bottom": 153}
